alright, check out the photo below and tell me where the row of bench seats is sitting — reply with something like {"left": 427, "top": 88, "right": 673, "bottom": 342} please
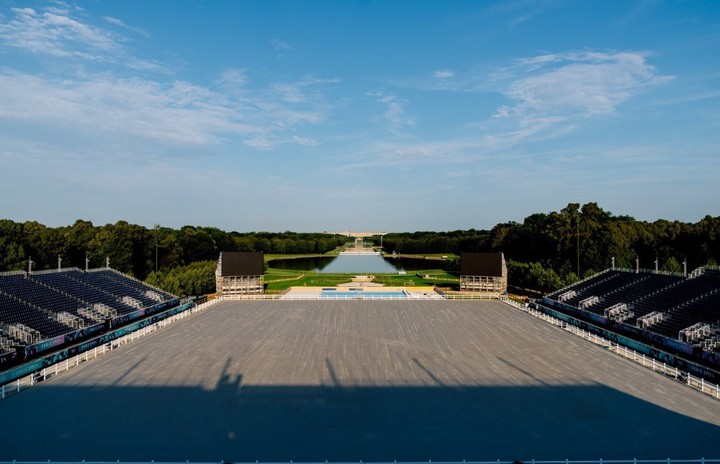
{"left": 0, "top": 293, "right": 71, "bottom": 338}
{"left": 0, "top": 268, "right": 175, "bottom": 344}
{"left": 546, "top": 268, "right": 720, "bottom": 351}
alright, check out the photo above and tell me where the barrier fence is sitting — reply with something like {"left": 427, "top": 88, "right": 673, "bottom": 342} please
{"left": 0, "top": 298, "right": 221, "bottom": 401}
{"left": 502, "top": 299, "right": 720, "bottom": 400}
{"left": 0, "top": 459, "right": 719, "bottom": 464}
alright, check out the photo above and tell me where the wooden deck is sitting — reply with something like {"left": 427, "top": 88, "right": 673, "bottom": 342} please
{"left": 1, "top": 300, "right": 718, "bottom": 461}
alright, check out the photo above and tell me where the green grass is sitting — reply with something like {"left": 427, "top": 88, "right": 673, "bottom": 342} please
{"left": 264, "top": 252, "right": 338, "bottom": 263}
{"left": 265, "top": 274, "right": 355, "bottom": 292}
{"left": 263, "top": 253, "right": 459, "bottom": 291}
{"left": 372, "top": 271, "right": 458, "bottom": 287}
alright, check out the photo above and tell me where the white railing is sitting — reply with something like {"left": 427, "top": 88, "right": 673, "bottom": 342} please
{"left": 502, "top": 300, "right": 720, "bottom": 401}
{"left": 224, "top": 294, "right": 442, "bottom": 301}
{"left": 1, "top": 459, "right": 719, "bottom": 464}
{"left": 0, "top": 299, "right": 221, "bottom": 401}
{"left": 224, "top": 292, "right": 471, "bottom": 301}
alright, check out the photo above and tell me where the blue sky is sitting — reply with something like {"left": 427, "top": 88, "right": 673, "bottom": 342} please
{"left": 1, "top": 1, "right": 719, "bottom": 232}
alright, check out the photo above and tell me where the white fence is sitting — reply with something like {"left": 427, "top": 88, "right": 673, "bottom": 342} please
{"left": 0, "top": 459, "right": 718, "bottom": 464}
{"left": 0, "top": 299, "right": 221, "bottom": 401}
{"left": 502, "top": 299, "right": 720, "bottom": 401}
{"left": 224, "top": 293, "right": 446, "bottom": 301}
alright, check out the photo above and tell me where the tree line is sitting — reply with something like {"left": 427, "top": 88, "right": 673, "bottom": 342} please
{"left": 376, "top": 202, "right": 719, "bottom": 291}
{"left": 0, "top": 219, "right": 347, "bottom": 279}
{"left": 1, "top": 202, "right": 718, "bottom": 294}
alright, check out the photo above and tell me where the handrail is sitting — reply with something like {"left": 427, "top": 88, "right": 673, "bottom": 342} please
{"left": 506, "top": 299, "right": 720, "bottom": 400}
{"left": 0, "top": 459, "right": 719, "bottom": 464}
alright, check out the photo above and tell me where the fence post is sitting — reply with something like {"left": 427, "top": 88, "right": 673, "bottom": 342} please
{"left": 701, "top": 378, "right": 705, "bottom": 392}
{"left": 1, "top": 384, "right": 4, "bottom": 399}
{"left": 16, "top": 379, "right": 20, "bottom": 392}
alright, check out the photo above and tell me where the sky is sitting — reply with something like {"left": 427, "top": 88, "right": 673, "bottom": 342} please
{"left": 1, "top": 1, "right": 719, "bottom": 232}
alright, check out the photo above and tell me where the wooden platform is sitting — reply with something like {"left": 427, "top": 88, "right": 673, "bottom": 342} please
{"left": 1, "top": 300, "right": 718, "bottom": 461}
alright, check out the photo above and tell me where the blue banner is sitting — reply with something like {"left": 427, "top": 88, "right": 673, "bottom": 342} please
{"left": 0, "top": 302, "right": 193, "bottom": 385}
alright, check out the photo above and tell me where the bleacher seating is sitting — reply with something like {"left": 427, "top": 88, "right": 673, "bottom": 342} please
{"left": 0, "top": 268, "right": 176, "bottom": 345}
{"left": 0, "top": 293, "right": 70, "bottom": 337}
{"left": 71, "top": 270, "right": 171, "bottom": 307}
{"left": 562, "top": 271, "right": 646, "bottom": 307}
{"left": 33, "top": 270, "right": 137, "bottom": 315}
{"left": 545, "top": 267, "right": 720, "bottom": 352}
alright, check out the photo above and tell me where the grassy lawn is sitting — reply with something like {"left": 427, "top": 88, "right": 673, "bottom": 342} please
{"left": 263, "top": 253, "right": 459, "bottom": 291}
{"left": 265, "top": 274, "right": 356, "bottom": 292}
{"left": 264, "top": 267, "right": 458, "bottom": 292}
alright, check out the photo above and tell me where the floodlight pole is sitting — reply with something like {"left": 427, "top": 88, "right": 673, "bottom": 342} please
{"left": 611, "top": 256, "right": 615, "bottom": 270}
{"left": 654, "top": 256, "right": 659, "bottom": 273}
{"left": 28, "top": 257, "right": 34, "bottom": 274}
{"left": 683, "top": 259, "right": 687, "bottom": 277}
{"left": 58, "top": 255, "right": 62, "bottom": 271}
{"left": 576, "top": 212, "right": 580, "bottom": 277}
{"left": 154, "top": 224, "right": 159, "bottom": 273}
{"left": 85, "top": 255, "right": 89, "bottom": 272}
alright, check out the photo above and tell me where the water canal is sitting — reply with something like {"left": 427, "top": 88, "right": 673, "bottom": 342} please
{"left": 269, "top": 254, "right": 447, "bottom": 274}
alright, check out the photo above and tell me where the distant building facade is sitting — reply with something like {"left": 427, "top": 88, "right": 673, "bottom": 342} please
{"left": 216, "top": 251, "right": 264, "bottom": 296}
{"left": 459, "top": 252, "right": 507, "bottom": 294}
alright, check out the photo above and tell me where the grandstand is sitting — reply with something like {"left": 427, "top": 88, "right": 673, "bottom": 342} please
{"left": 0, "top": 267, "right": 178, "bottom": 368}
{"left": 538, "top": 266, "right": 720, "bottom": 376}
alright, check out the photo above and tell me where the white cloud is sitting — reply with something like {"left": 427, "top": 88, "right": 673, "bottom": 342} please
{"left": 103, "top": 15, "right": 150, "bottom": 37}
{"left": 434, "top": 69, "right": 455, "bottom": 79}
{"left": 486, "top": 51, "right": 673, "bottom": 145}
{"left": 243, "top": 137, "right": 275, "bottom": 150}
{"left": 10, "top": 7, "right": 37, "bottom": 16}
{"left": 0, "top": 69, "right": 333, "bottom": 154}
{"left": 500, "top": 51, "right": 673, "bottom": 119}
{"left": 0, "top": 7, "right": 120, "bottom": 58}
{"left": 0, "top": 5, "right": 158, "bottom": 70}
{"left": 102, "top": 16, "right": 125, "bottom": 27}
{"left": 271, "top": 39, "right": 293, "bottom": 51}
{"left": 291, "top": 136, "right": 319, "bottom": 146}
{"left": 368, "top": 91, "right": 415, "bottom": 133}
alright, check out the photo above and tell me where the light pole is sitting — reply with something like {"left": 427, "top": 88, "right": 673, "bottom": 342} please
{"left": 154, "top": 224, "right": 160, "bottom": 273}
{"left": 576, "top": 211, "right": 580, "bottom": 277}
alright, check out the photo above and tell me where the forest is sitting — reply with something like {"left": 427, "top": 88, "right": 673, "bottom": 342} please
{"left": 1, "top": 203, "right": 718, "bottom": 295}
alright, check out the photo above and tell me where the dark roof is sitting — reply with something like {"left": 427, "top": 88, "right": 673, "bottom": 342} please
{"left": 460, "top": 252, "right": 505, "bottom": 277}
{"left": 220, "top": 252, "right": 264, "bottom": 276}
